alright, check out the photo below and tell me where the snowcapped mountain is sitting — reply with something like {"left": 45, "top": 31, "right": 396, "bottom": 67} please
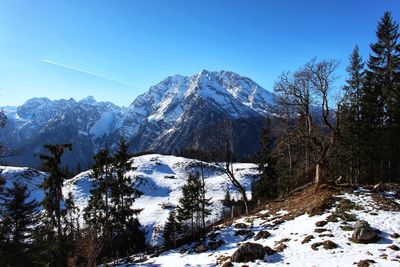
{"left": 0, "top": 70, "right": 275, "bottom": 169}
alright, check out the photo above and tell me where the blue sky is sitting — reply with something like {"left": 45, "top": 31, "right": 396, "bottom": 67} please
{"left": 0, "top": 0, "right": 399, "bottom": 106}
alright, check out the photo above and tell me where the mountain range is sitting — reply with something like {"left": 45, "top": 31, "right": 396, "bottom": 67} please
{"left": 0, "top": 70, "right": 275, "bottom": 169}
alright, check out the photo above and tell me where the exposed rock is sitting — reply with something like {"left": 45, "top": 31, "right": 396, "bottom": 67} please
{"left": 323, "top": 240, "right": 338, "bottom": 249}
{"left": 319, "top": 233, "right": 334, "bottom": 238}
{"left": 311, "top": 240, "right": 337, "bottom": 250}
{"left": 351, "top": 220, "right": 379, "bottom": 244}
{"left": 221, "top": 261, "right": 233, "bottom": 267}
{"left": 264, "top": 246, "right": 276, "bottom": 255}
{"left": 301, "top": 235, "right": 314, "bottom": 244}
{"left": 208, "top": 239, "right": 226, "bottom": 250}
{"left": 196, "top": 244, "right": 208, "bottom": 253}
{"left": 311, "top": 242, "right": 324, "bottom": 251}
{"left": 216, "top": 255, "right": 231, "bottom": 265}
{"left": 391, "top": 233, "right": 400, "bottom": 238}
{"left": 274, "top": 243, "right": 287, "bottom": 252}
{"left": 231, "top": 242, "right": 266, "bottom": 263}
{"left": 315, "top": 220, "right": 328, "bottom": 227}
{"left": 234, "top": 223, "right": 249, "bottom": 229}
{"left": 357, "top": 259, "right": 376, "bottom": 267}
{"left": 272, "top": 219, "right": 285, "bottom": 226}
{"left": 315, "top": 228, "right": 329, "bottom": 233}
{"left": 254, "top": 230, "right": 271, "bottom": 241}
{"left": 388, "top": 244, "right": 400, "bottom": 251}
{"left": 276, "top": 238, "right": 291, "bottom": 243}
{"left": 235, "top": 229, "right": 255, "bottom": 239}
{"left": 208, "top": 231, "right": 220, "bottom": 241}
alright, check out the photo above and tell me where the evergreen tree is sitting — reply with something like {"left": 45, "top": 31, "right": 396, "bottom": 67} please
{"left": 39, "top": 143, "right": 72, "bottom": 266}
{"left": 177, "top": 173, "right": 211, "bottom": 239}
{"left": 253, "top": 117, "right": 278, "bottom": 201}
{"left": 110, "top": 137, "right": 144, "bottom": 257}
{"left": 334, "top": 45, "right": 365, "bottom": 184}
{"left": 363, "top": 11, "right": 400, "bottom": 182}
{"left": 162, "top": 210, "right": 181, "bottom": 248}
{"left": 0, "top": 182, "right": 40, "bottom": 266}
{"left": 62, "top": 192, "right": 80, "bottom": 262}
{"left": 84, "top": 145, "right": 113, "bottom": 240}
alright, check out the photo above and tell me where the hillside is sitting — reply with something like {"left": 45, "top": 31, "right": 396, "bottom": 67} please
{"left": 63, "top": 154, "right": 259, "bottom": 246}
{"left": 123, "top": 185, "right": 400, "bottom": 266}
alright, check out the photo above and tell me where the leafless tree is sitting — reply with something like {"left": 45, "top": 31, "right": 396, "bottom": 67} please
{"left": 209, "top": 119, "right": 250, "bottom": 214}
{"left": 274, "top": 58, "right": 341, "bottom": 188}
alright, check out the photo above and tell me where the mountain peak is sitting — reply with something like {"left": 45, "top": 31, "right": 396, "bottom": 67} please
{"left": 79, "top": 96, "right": 97, "bottom": 105}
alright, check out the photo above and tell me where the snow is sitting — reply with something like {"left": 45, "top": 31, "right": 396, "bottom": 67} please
{"left": 89, "top": 110, "right": 122, "bottom": 138}
{"left": 0, "top": 166, "right": 47, "bottom": 202}
{"left": 129, "top": 189, "right": 400, "bottom": 266}
{"left": 63, "top": 154, "right": 259, "bottom": 246}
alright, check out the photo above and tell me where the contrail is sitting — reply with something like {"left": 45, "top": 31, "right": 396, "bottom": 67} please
{"left": 42, "top": 59, "right": 141, "bottom": 88}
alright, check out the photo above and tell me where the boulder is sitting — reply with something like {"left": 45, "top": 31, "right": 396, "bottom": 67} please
{"left": 274, "top": 243, "right": 287, "bottom": 252}
{"left": 221, "top": 261, "right": 233, "bottom": 267}
{"left": 231, "top": 242, "right": 266, "bottom": 263}
{"left": 311, "top": 240, "right": 337, "bottom": 250}
{"left": 351, "top": 220, "right": 379, "bottom": 243}
{"left": 235, "top": 229, "right": 255, "bottom": 239}
{"left": 301, "top": 235, "right": 314, "bottom": 244}
{"left": 315, "top": 220, "right": 328, "bottom": 227}
{"left": 357, "top": 259, "right": 376, "bottom": 267}
{"left": 196, "top": 244, "right": 208, "bottom": 253}
{"left": 323, "top": 240, "right": 338, "bottom": 249}
{"left": 254, "top": 230, "right": 271, "bottom": 241}
{"left": 208, "top": 239, "right": 226, "bottom": 250}
{"left": 388, "top": 244, "right": 399, "bottom": 251}
{"left": 264, "top": 246, "right": 276, "bottom": 256}
{"left": 234, "top": 223, "right": 248, "bottom": 229}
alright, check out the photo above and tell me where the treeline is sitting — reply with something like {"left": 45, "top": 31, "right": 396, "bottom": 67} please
{"left": 0, "top": 139, "right": 146, "bottom": 266}
{"left": 253, "top": 12, "right": 400, "bottom": 201}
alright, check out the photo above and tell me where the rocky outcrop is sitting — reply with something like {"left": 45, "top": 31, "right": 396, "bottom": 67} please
{"left": 231, "top": 242, "right": 267, "bottom": 263}
{"left": 351, "top": 220, "right": 379, "bottom": 244}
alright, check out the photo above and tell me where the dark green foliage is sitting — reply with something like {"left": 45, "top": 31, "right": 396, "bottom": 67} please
{"left": 110, "top": 137, "right": 145, "bottom": 257}
{"left": 0, "top": 182, "right": 40, "bottom": 266}
{"left": 333, "top": 45, "right": 365, "bottom": 184}
{"left": 333, "top": 12, "right": 400, "bottom": 184}
{"left": 84, "top": 138, "right": 145, "bottom": 261}
{"left": 39, "top": 143, "right": 72, "bottom": 266}
{"left": 162, "top": 210, "right": 181, "bottom": 248}
{"left": 177, "top": 172, "right": 212, "bottom": 239}
{"left": 252, "top": 117, "right": 278, "bottom": 201}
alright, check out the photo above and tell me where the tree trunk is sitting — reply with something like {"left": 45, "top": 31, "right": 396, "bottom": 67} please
{"left": 315, "top": 162, "right": 325, "bottom": 187}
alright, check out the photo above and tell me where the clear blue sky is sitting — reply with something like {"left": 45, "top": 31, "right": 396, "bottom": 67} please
{"left": 0, "top": 0, "right": 399, "bottom": 106}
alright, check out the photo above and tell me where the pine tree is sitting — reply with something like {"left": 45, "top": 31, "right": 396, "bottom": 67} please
{"left": 177, "top": 173, "right": 211, "bottom": 239}
{"left": 363, "top": 12, "right": 400, "bottom": 182}
{"left": 110, "top": 137, "right": 144, "bottom": 257}
{"left": 253, "top": 117, "right": 278, "bottom": 201}
{"left": 335, "top": 45, "right": 365, "bottom": 184}
{"left": 0, "top": 182, "right": 40, "bottom": 266}
{"left": 39, "top": 143, "right": 72, "bottom": 266}
{"left": 62, "top": 192, "right": 80, "bottom": 262}
{"left": 84, "top": 146, "right": 113, "bottom": 238}
{"left": 162, "top": 210, "right": 181, "bottom": 248}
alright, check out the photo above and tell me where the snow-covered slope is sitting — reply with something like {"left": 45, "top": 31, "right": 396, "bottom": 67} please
{"left": 125, "top": 187, "right": 400, "bottom": 267}
{"left": 0, "top": 166, "right": 46, "bottom": 201}
{"left": 0, "top": 154, "right": 259, "bottom": 246}
{"left": 63, "top": 154, "right": 259, "bottom": 246}
{"left": 1, "top": 70, "right": 276, "bottom": 169}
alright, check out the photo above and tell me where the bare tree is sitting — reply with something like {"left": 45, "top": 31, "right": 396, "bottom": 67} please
{"left": 274, "top": 58, "right": 341, "bottom": 188}
{"left": 209, "top": 119, "right": 250, "bottom": 214}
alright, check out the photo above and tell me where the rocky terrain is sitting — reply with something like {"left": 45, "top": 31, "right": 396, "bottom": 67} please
{"left": 122, "top": 184, "right": 400, "bottom": 266}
